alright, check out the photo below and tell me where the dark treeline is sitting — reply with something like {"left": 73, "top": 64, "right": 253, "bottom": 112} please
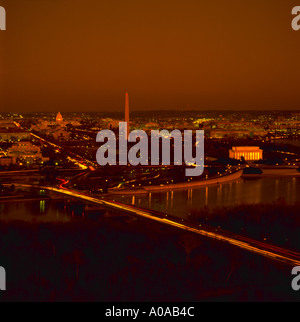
{"left": 0, "top": 213, "right": 298, "bottom": 302}
{"left": 190, "top": 200, "right": 300, "bottom": 252}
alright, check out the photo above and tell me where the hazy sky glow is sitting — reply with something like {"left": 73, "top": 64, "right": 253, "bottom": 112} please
{"left": 1, "top": 0, "right": 300, "bottom": 112}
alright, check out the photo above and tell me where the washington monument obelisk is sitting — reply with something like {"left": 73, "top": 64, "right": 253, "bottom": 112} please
{"left": 125, "top": 91, "right": 130, "bottom": 139}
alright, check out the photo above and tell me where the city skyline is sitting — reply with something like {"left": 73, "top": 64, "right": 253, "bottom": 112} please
{"left": 1, "top": 0, "right": 300, "bottom": 303}
{"left": 1, "top": 0, "right": 300, "bottom": 112}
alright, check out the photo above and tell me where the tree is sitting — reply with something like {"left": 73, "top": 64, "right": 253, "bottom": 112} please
{"left": 180, "top": 233, "right": 201, "bottom": 266}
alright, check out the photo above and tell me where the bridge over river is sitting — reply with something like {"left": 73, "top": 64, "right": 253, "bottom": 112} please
{"left": 7, "top": 182, "right": 300, "bottom": 268}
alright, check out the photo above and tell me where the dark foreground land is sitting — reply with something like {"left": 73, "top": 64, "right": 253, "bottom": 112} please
{"left": 0, "top": 212, "right": 299, "bottom": 302}
{"left": 190, "top": 201, "right": 300, "bottom": 253}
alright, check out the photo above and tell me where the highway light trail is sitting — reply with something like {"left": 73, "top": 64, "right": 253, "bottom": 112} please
{"left": 30, "top": 132, "right": 95, "bottom": 170}
{"left": 14, "top": 122, "right": 93, "bottom": 170}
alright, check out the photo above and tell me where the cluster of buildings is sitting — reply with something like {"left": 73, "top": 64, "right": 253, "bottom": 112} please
{"left": 29, "top": 112, "right": 73, "bottom": 141}
{"left": 0, "top": 120, "right": 30, "bottom": 141}
{"left": 0, "top": 141, "right": 49, "bottom": 167}
{"left": 3, "top": 99, "right": 299, "bottom": 170}
{"left": 209, "top": 129, "right": 267, "bottom": 139}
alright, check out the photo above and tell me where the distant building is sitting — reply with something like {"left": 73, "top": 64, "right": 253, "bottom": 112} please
{"left": 0, "top": 130, "right": 30, "bottom": 141}
{"left": 56, "top": 112, "right": 63, "bottom": 123}
{"left": 0, "top": 157, "right": 14, "bottom": 167}
{"left": 0, "top": 120, "right": 30, "bottom": 141}
{"left": 0, "top": 120, "right": 16, "bottom": 129}
{"left": 31, "top": 113, "right": 71, "bottom": 141}
{"left": 7, "top": 141, "right": 49, "bottom": 164}
{"left": 210, "top": 129, "right": 250, "bottom": 139}
{"left": 51, "top": 128, "right": 70, "bottom": 141}
{"left": 229, "top": 146, "right": 263, "bottom": 161}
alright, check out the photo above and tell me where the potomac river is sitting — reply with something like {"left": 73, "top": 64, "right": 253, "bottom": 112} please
{"left": 111, "top": 176, "right": 300, "bottom": 219}
{"left": 0, "top": 176, "right": 299, "bottom": 222}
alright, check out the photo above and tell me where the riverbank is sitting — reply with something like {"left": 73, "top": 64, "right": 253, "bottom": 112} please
{"left": 242, "top": 168, "right": 300, "bottom": 178}
{"left": 108, "top": 170, "right": 243, "bottom": 195}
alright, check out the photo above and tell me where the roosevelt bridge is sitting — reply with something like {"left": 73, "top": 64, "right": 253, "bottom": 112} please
{"left": 6, "top": 181, "right": 300, "bottom": 268}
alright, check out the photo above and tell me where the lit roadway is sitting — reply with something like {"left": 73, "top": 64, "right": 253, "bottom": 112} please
{"left": 13, "top": 182, "right": 300, "bottom": 268}
{"left": 30, "top": 132, "right": 96, "bottom": 170}
{"left": 13, "top": 121, "right": 96, "bottom": 170}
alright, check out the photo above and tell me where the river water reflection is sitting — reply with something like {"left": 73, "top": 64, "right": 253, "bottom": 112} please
{"left": 1, "top": 177, "right": 299, "bottom": 222}
{"left": 0, "top": 200, "right": 72, "bottom": 222}
{"left": 0, "top": 200, "right": 84, "bottom": 223}
{"left": 113, "top": 177, "right": 300, "bottom": 218}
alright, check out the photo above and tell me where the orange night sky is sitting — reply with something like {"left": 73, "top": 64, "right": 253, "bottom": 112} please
{"left": 0, "top": 0, "right": 300, "bottom": 112}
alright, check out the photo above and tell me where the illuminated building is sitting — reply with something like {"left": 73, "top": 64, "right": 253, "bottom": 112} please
{"left": 0, "top": 130, "right": 30, "bottom": 141}
{"left": 7, "top": 141, "right": 49, "bottom": 164}
{"left": 0, "top": 120, "right": 30, "bottom": 141}
{"left": 56, "top": 112, "right": 63, "bottom": 123}
{"left": 210, "top": 129, "right": 250, "bottom": 139}
{"left": 0, "top": 157, "right": 14, "bottom": 166}
{"left": 229, "top": 146, "right": 263, "bottom": 161}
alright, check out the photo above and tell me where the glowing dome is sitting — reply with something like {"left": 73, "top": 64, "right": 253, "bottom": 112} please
{"left": 56, "top": 112, "right": 63, "bottom": 123}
